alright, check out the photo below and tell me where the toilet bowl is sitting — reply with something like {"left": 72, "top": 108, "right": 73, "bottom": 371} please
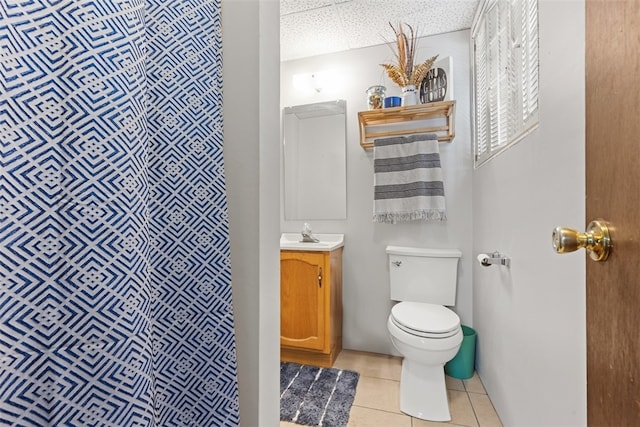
{"left": 388, "top": 302, "right": 463, "bottom": 421}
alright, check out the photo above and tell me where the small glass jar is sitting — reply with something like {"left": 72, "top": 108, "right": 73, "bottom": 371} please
{"left": 366, "top": 85, "right": 386, "bottom": 110}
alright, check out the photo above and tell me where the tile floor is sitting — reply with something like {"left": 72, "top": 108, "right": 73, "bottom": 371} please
{"left": 281, "top": 350, "right": 503, "bottom": 427}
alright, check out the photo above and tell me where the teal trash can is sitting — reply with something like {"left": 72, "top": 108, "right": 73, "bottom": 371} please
{"left": 445, "top": 325, "right": 477, "bottom": 379}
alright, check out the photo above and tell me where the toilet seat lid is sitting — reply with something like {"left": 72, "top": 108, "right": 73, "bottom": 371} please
{"left": 391, "top": 302, "right": 460, "bottom": 337}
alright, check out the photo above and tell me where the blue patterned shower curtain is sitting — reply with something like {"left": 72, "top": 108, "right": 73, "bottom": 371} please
{"left": 1, "top": 1, "right": 240, "bottom": 425}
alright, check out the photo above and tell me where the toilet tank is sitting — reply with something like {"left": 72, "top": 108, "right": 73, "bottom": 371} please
{"left": 386, "top": 246, "right": 462, "bottom": 306}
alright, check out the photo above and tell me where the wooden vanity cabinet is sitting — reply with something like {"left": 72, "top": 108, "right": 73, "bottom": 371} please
{"left": 280, "top": 247, "right": 343, "bottom": 367}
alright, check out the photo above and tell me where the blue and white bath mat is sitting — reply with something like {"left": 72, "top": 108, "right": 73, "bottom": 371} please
{"left": 280, "top": 362, "right": 360, "bottom": 427}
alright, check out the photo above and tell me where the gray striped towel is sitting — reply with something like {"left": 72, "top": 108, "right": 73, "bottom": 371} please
{"left": 373, "top": 133, "right": 446, "bottom": 224}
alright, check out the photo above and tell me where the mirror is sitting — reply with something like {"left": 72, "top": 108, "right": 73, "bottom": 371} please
{"left": 283, "top": 100, "right": 347, "bottom": 220}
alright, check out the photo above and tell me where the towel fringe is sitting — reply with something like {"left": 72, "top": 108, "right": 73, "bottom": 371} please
{"left": 373, "top": 209, "right": 447, "bottom": 224}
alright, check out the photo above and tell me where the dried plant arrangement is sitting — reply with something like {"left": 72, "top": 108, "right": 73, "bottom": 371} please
{"left": 380, "top": 22, "right": 439, "bottom": 88}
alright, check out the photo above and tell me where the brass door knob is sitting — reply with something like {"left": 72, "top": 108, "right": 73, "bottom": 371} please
{"left": 552, "top": 220, "right": 611, "bottom": 262}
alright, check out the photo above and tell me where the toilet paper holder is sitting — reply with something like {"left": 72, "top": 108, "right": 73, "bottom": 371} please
{"left": 477, "top": 251, "right": 511, "bottom": 267}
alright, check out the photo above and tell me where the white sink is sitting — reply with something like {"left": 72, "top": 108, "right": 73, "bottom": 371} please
{"left": 280, "top": 233, "right": 344, "bottom": 251}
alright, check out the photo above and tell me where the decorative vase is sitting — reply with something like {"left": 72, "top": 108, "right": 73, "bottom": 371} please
{"left": 401, "top": 85, "right": 418, "bottom": 106}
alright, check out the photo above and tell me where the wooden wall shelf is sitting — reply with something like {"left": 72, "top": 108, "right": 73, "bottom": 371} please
{"left": 357, "top": 100, "right": 456, "bottom": 149}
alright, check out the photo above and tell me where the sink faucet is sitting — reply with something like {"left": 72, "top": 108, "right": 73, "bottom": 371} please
{"left": 301, "top": 222, "right": 320, "bottom": 243}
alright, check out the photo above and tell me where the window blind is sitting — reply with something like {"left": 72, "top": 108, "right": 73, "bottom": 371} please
{"left": 473, "top": 0, "right": 539, "bottom": 167}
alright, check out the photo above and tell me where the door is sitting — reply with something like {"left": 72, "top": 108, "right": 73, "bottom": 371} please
{"left": 280, "top": 251, "right": 327, "bottom": 351}
{"left": 586, "top": 1, "right": 640, "bottom": 424}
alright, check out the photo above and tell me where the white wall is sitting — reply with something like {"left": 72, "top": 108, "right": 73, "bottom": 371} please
{"left": 223, "top": 0, "right": 280, "bottom": 425}
{"left": 472, "top": 1, "right": 586, "bottom": 426}
{"left": 281, "top": 30, "right": 474, "bottom": 355}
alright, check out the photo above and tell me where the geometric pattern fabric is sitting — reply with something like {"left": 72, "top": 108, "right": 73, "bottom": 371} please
{"left": 0, "top": 1, "right": 239, "bottom": 425}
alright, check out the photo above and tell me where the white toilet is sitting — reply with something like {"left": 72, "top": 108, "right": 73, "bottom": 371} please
{"left": 386, "top": 246, "right": 463, "bottom": 422}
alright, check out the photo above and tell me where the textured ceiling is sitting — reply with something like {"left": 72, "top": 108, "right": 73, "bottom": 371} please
{"left": 280, "top": 0, "right": 480, "bottom": 62}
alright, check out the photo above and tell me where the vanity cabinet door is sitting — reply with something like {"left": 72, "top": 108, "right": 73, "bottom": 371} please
{"left": 280, "top": 251, "right": 328, "bottom": 351}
